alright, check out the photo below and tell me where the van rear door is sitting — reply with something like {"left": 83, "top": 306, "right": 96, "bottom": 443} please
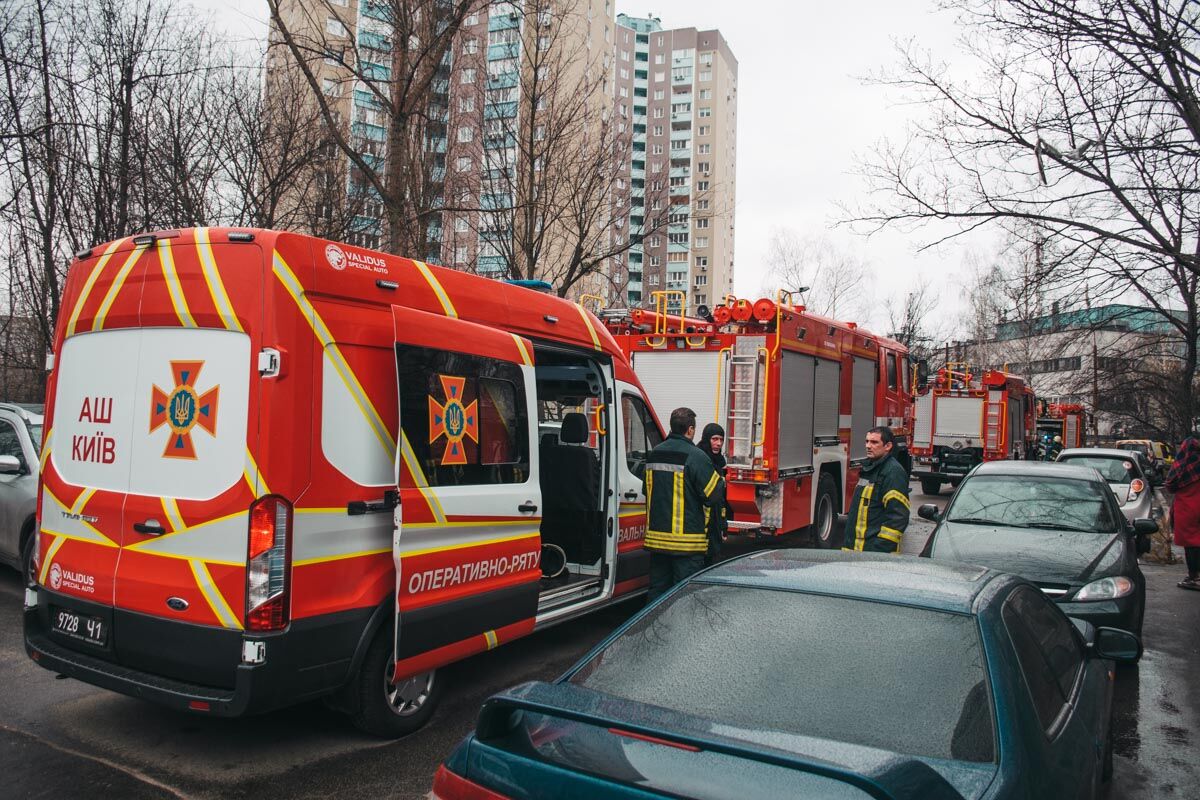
{"left": 390, "top": 305, "right": 541, "bottom": 681}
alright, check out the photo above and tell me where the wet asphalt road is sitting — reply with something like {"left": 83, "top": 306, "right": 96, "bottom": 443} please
{"left": 1, "top": 482, "right": 1197, "bottom": 799}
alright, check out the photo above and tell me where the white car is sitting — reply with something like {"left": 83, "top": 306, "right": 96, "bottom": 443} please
{"left": 0, "top": 403, "right": 43, "bottom": 580}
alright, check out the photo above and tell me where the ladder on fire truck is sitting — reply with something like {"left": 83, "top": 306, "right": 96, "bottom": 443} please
{"left": 984, "top": 394, "right": 1004, "bottom": 452}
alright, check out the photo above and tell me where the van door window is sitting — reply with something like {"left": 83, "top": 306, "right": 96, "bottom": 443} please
{"left": 621, "top": 394, "right": 662, "bottom": 478}
{"left": 0, "top": 421, "right": 25, "bottom": 470}
{"left": 397, "top": 346, "right": 529, "bottom": 486}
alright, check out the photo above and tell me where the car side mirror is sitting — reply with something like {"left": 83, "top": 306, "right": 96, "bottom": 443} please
{"left": 1091, "top": 626, "right": 1142, "bottom": 663}
{"left": 0, "top": 454, "right": 22, "bottom": 475}
{"left": 917, "top": 503, "right": 940, "bottom": 521}
{"left": 1132, "top": 518, "right": 1158, "bottom": 535}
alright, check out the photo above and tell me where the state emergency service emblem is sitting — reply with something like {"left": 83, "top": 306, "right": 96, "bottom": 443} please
{"left": 428, "top": 374, "right": 478, "bottom": 466}
{"left": 150, "top": 360, "right": 220, "bottom": 459}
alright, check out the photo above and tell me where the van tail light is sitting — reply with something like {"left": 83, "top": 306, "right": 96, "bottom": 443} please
{"left": 431, "top": 765, "right": 511, "bottom": 800}
{"left": 246, "top": 495, "right": 292, "bottom": 631}
{"left": 1128, "top": 479, "right": 1145, "bottom": 501}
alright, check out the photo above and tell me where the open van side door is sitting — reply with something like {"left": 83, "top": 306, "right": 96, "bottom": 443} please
{"left": 390, "top": 305, "right": 541, "bottom": 680}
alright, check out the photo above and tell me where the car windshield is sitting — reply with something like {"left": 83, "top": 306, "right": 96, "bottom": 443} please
{"left": 28, "top": 423, "right": 42, "bottom": 451}
{"left": 570, "top": 584, "right": 995, "bottom": 763}
{"left": 1058, "top": 455, "right": 1138, "bottom": 484}
{"left": 947, "top": 474, "right": 1120, "bottom": 532}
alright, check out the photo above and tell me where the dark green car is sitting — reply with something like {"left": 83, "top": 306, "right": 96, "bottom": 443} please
{"left": 433, "top": 551, "right": 1138, "bottom": 799}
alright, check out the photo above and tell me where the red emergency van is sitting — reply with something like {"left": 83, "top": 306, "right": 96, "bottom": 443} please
{"left": 24, "top": 228, "right": 660, "bottom": 736}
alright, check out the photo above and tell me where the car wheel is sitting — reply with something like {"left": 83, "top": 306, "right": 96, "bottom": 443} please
{"left": 811, "top": 474, "right": 840, "bottom": 549}
{"left": 19, "top": 525, "right": 36, "bottom": 586}
{"left": 920, "top": 477, "right": 940, "bottom": 495}
{"left": 349, "top": 624, "right": 444, "bottom": 738}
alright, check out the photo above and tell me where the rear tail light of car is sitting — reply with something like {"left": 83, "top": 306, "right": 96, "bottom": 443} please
{"left": 1075, "top": 576, "right": 1135, "bottom": 602}
{"left": 431, "top": 765, "right": 512, "bottom": 800}
{"left": 1127, "top": 478, "right": 1145, "bottom": 501}
{"left": 246, "top": 495, "right": 292, "bottom": 631}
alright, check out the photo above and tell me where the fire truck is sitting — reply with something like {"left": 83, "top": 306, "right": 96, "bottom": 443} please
{"left": 1036, "top": 401, "right": 1088, "bottom": 450}
{"left": 911, "top": 365, "right": 1037, "bottom": 494}
{"left": 603, "top": 292, "right": 913, "bottom": 547}
{"left": 26, "top": 227, "right": 662, "bottom": 738}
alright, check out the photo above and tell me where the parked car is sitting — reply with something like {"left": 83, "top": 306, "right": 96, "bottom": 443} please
{"left": 433, "top": 550, "right": 1139, "bottom": 800}
{"left": 1114, "top": 439, "right": 1173, "bottom": 480}
{"left": 0, "top": 403, "right": 43, "bottom": 580}
{"left": 919, "top": 461, "right": 1151, "bottom": 639}
{"left": 1056, "top": 447, "right": 1161, "bottom": 523}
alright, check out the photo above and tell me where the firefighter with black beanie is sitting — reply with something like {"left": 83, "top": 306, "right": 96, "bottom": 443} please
{"left": 842, "top": 426, "right": 910, "bottom": 553}
{"left": 699, "top": 421, "right": 731, "bottom": 564}
{"left": 643, "top": 408, "right": 725, "bottom": 600}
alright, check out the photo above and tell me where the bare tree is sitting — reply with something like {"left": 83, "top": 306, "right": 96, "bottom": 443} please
{"left": 762, "top": 229, "right": 873, "bottom": 320}
{"left": 267, "top": 0, "right": 478, "bottom": 257}
{"left": 851, "top": 0, "right": 1200, "bottom": 433}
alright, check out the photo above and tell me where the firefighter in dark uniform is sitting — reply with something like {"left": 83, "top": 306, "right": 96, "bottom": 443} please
{"left": 843, "top": 426, "right": 910, "bottom": 553}
{"left": 643, "top": 407, "right": 725, "bottom": 600}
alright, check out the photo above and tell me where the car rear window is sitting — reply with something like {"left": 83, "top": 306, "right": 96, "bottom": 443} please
{"left": 946, "top": 474, "right": 1121, "bottom": 532}
{"left": 1058, "top": 455, "right": 1138, "bottom": 484}
{"left": 569, "top": 584, "right": 995, "bottom": 763}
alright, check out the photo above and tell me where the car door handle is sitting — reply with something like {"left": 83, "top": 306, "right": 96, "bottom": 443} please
{"left": 134, "top": 519, "right": 165, "bottom": 536}
{"left": 518, "top": 502, "right": 538, "bottom": 513}
{"left": 623, "top": 491, "right": 639, "bottom": 500}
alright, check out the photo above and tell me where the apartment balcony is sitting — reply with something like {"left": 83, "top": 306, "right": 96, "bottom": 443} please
{"left": 669, "top": 167, "right": 691, "bottom": 179}
{"left": 669, "top": 185, "right": 691, "bottom": 197}
{"left": 428, "top": 137, "right": 447, "bottom": 153}
{"left": 672, "top": 55, "right": 694, "bottom": 67}
{"left": 671, "top": 111, "right": 692, "bottom": 123}
{"left": 351, "top": 121, "right": 386, "bottom": 142}
{"left": 361, "top": 62, "right": 391, "bottom": 81}
{"left": 488, "top": 13, "right": 520, "bottom": 31}
{"left": 477, "top": 255, "right": 508, "bottom": 274}
{"left": 631, "top": 167, "right": 645, "bottom": 179}
{"left": 668, "top": 223, "right": 689, "bottom": 235}
{"left": 488, "top": 42, "right": 519, "bottom": 60}
{"left": 488, "top": 71, "right": 519, "bottom": 89}
{"left": 484, "top": 101, "right": 518, "bottom": 119}
{"left": 667, "top": 242, "right": 690, "bottom": 253}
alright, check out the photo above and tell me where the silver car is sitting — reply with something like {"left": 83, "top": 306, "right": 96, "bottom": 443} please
{"left": 0, "top": 403, "right": 42, "bottom": 579}
{"left": 1057, "top": 447, "right": 1159, "bottom": 524}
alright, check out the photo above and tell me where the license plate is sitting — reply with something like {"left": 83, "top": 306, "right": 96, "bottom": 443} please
{"left": 51, "top": 606, "right": 108, "bottom": 646}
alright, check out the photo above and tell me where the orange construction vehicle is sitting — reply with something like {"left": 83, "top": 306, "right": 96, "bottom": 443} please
{"left": 602, "top": 292, "right": 913, "bottom": 547}
{"left": 911, "top": 364, "right": 1037, "bottom": 495}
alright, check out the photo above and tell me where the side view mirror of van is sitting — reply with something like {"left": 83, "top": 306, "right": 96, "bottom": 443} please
{"left": 0, "top": 454, "right": 23, "bottom": 475}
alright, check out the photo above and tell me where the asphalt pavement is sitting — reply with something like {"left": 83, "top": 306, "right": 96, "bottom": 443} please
{"left": 1, "top": 480, "right": 1197, "bottom": 799}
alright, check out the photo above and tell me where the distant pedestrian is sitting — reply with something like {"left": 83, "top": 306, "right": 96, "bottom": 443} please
{"left": 1166, "top": 432, "right": 1200, "bottom": 591}
{"left": 843, "top": 426, "right": 910, "bottom": 553}
{"left": 643, "top": 408, "right": 725, "bottom": 600}
{"left": 1049, "top": 435, "right": 1064, "bottom": 460}
{"left": 699, "top": 422, "right": 731, "bottom": 564}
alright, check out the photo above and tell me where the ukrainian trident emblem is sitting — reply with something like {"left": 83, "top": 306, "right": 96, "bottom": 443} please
{"left": 428, "top": 374, "right": 478, "bottom": 466}
{"left": 150, "top": 361, "right": 220, "bottom": 459}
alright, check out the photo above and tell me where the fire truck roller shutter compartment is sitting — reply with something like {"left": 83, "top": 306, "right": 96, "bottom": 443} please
{"left": 631, "top": 350, "right": 724, "bottom": 437}
{"left": 850, "top": 357, "right": 876, "bottom": 461}
{"left": 777, "top": 352, "right": 815, "bottom": 470}
{"left": 933, "top": 396, "right": 985, "bottom": 447}
{"left": 913, "top": 391, "right": 934, "bottom": 449}
{"left": 813, "top": 358, "right": 841, "bottom": 440}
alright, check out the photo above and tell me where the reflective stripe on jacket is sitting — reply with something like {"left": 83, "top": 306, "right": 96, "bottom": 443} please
{"left": 842, "top": 453, "right": 910, "bottom": 553}
{"left": 643, "top": 433, "right": 725, "bottom": 554}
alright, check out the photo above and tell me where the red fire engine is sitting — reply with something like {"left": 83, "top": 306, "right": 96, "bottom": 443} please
{"left": 604, "top": 292, "right": 913, "bottom": 546}
{"left": 911, "top": 364, "right": 1037, "bottom": 494}
{"left": 1037, "top": 401, "right": 1088, "bottom": 450}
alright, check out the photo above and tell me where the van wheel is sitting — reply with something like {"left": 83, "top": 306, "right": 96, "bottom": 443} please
{"left": 812, "top": 474, "right": 840, "bottom": 549}
{"left": 920, "top": 477, "right": 941, "bottom": 495}
{"left": 349, "top": 625, "right": 443, "bottom": 738}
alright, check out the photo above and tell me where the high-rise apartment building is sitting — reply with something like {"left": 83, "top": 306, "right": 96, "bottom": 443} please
{"left": 267, "top": 3, "right": 736, "bottom": 307}
{"left": 613, "top": 15, "right": 737, "bottom": 311}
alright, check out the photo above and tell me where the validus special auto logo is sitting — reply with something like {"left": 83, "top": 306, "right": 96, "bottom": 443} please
{"left": 150, "top": 360, "right": 220, "bottom": 459}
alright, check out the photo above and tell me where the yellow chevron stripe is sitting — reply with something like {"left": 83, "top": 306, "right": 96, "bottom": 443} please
{"left": 882, "top": 489, "right": 910, "bottom": 509}
{"left": 195, "top": 227, "right": 244, "bottom": 332}
{"left": 158, "top": 239, "right": 197, "bottom": 328}
{"left": 42, "top": 486, "right": 115, "bottom": 546}
{"left": 188, "top": 559, "right": 242, "bottom": 629}
{"left": 122, "top": 509, "right": 247, "bottom": 552}
{"left": 576, "top": 304, "right": 602, "bottom": 350}
{"left": 39, "top": 429, "right": 53, "bottom": 471}
{"left": 161, "top": 497, "right": 186, "bottom": 534}
{"left": 92, "top": 244, "right": 148, "bottom": 331}
{"left": 400, "top": 431, "right": 446, "bottom": 524}
{"left": 703, "top": 471, "right": 720, "bottom": 497}
{"left": 243, "top": 448, "right": 270, "bottom": 498}
{"left": 414, "top": 260, "right": 458, "bottom": 318}
{"left": 273, "top": 250, "right": 396, "bottom": 464}
{"left": 66, "top": 239, "right": 124, "bottom": 337}
{"left": 511, "top": 334, "right": 533, "bottom": 366}
{"left": 38, "top": 534, "right": 65, "bottom": 584}
{"left": 292, "top": 548, "right": 392, "bottom": 567}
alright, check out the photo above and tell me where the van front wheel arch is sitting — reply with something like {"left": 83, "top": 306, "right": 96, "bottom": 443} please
{"left": 349, "top": 624, "right": 444, "bottom": 738}
{"left": 19, "top": 519, "right": 36, "bottom": 585}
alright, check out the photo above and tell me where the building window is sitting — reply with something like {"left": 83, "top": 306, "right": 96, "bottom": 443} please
{"left": 654, "top": 71, "right": 665, "bottom": 81}
{"left": 700, "top": 52, "right": 713, "bottom": 65}
{"left": 699, "top": 70, "right": 712, "bottom": 82}
{"left": 620, "top": 86, "right": 628, "bottom": 97}
{"left": 698, "top": 107, "right": 712, "bottom": 118}
{"left": 648, "top": 274, "right": 660, "bottom": 285}
{"left": 695, "top": 256, "right": 708, "bottom": 268}
{"left": 455, "top": 245, "right": 468, "bottom": 261}
{"left": 653, "top": 89, "right": 664, "bottom": 100}
{"left": 654, "top": 53, "right": 665, "bottom": 65}
{"left": 696, "top": 199, "right": 710, "bottom": 210}
{"left": 698, "top": 125, "right": 710, "bottom": 136}
{"left": 694, "top": 275, "right": 707, "bottom": 286}
{"left": 653, "top": 125, "right": 663, "bottom": 136}
{"left": 459, "top": 96, "right": 474, "bottom": 112}
{"left": 620, "top": 67, "right": 629, "bottom": 79}
{"left": 699, "top": 89, "right": 712, "bottom": 100}
{"left": 668, "top": 232, "right": 689, "bottom": 244}
{"left": 455, "top": 218, "right": 470, "bottom": 233}
{"left": 457, "top": 156, "right": 473, "bottom": 171}
{"left": 651, "top": 161, "right": 662, "bottom": 173}
{"left": 463, "top": 38, "right": 479, "bottom": 55}
{"left": 669, "top": 176, "right": 686, "bottom": 187}
{"left": 696, "top": 144, "right": 710, "bottom": 154}
{"left": 648, "top": 236, "right": 661, "bottom": 247}
{"left": 538, "top": 35, "right": 550, "bottom": 51}
{"left": 651, "top": 144, "right": 663, "bottom": 154}
{"left": 697, "top": 180, "right": 709, "bottom": 190}
{"left": 322, "top": 78, "right": 340, "bottom": 96}
{"left": 621, "top": 49, "right": 630, "bottom": 61}
{"left": 326, "top": 17, "right": 347, "bottom": 37}
{"left": 695, "top": 218, "right": 709, "bottom": 229}
{"left": 697, "top": 162, "right": 710, "bottom": 172}
{"left": 457, "top": 126, "right": 474, "bottom": 142}
{"left": 461, "top": 68, "right": 476, "bottom": 84}
{"left": 465, "top": 12, "right": 479, "bottom": 25}
{"left": 653, "top": 108, "right": 664, "bottom": 118}
{"left": 696, "top": 237, "right": 709, "bottom": 248}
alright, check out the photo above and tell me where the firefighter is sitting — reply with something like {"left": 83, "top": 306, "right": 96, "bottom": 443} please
{"left": 643, "top": 407, "right": 726, "bottom": 600}
{"left": 699, "top": 421, "right": 731, "bottom": 565}
{"left": 1049, "top": 435, "right": 1064, "bottom": 461}
{"left": 843, "top": 426, "right": 910, "bottom": 553}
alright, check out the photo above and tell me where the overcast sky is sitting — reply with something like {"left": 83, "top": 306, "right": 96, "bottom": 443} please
{"left": 193, "top": 0, "right": 990, "bottom": 333}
